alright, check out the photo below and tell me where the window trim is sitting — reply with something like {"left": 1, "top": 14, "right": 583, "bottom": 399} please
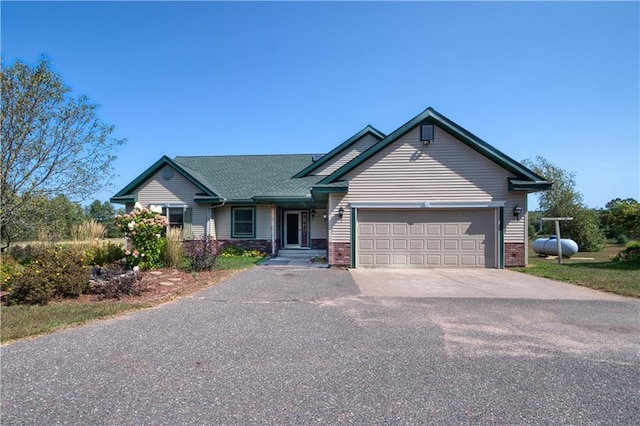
{"left": 162, "top": 206, "right": 185, "bottom": 231}
{"left": 231, "top": 207, "right": 256, "bottom": 238}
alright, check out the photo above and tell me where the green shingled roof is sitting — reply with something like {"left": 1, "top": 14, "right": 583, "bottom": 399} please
{"left": 173, "top": 154, "right": 325, "bottom": 201}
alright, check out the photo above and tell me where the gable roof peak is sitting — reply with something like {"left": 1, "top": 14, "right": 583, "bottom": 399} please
{"left": 292, "top": 124, "right": 387, "bottom": 178}
{"left": 318, "top": 106, "right": 550, "bottom": 189}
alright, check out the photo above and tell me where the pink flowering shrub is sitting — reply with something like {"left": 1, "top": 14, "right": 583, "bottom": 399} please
{"left": 114, "top": 206, "right": 168, "bottom": 270}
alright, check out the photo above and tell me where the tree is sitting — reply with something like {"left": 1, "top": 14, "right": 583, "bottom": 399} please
{"left": 84, "top": 200, "right": 124, "bottom": 238}
{"left": 602, "top": 198, "right": 640, "bottom": 241}
{"left": 523, "top": 156, "right": 606, "bottom": 252}
{"left": 1, "top": 57, "right": 125, "bottom": 249}
{"left": 4, "top": 194, "right": 85, "bottom": 242}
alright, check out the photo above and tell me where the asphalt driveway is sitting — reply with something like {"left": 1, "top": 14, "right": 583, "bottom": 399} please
{"left": 2, "top": 267, "right": 639, "bottom": 424}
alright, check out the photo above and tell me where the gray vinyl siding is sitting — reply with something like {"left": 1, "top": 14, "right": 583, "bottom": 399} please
{"left": 311, "top": 134, "right": 380, "bottom": 176}
{"left": 310, "top": 213, "right": 328, "bottom": 239}
{"left": 135, "top": 165, "right": 207, "bottom": 238}
{"left": 214, "top": 205, "right": 272, "bottom": 240}
{"left": 332, "top": 126, "right": 526, "bottom": 243}
{"left": 329, "top": 194, "right": 350, "bottom": 243}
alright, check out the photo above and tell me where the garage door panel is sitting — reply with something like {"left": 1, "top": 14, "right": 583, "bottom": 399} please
{"left": 392, "top": 225, "right": 407, "bottom": 235}
{"left": 443, "top": 240, "right": 459, "bottom": 250}
{"left": 409, "top": 225, "right": 424, "bottom": 235}
{"left": 393, "top": 240, "right": 407, "bottom": 250}
{"left": 461, "top": 240, "right": 477, "bottom": 250}
{"left": 359, "top": 239, "right": 374, "bottom": 250}
{"left": 392, "top": 254, "right": 408, "bottom": 265}
{"left": 357, "top": 209, "right": 496, "bottom": 268}
{"left": 360, "top": 224, "right": 374, "bottom": 235}
{"left": 375, "top": 239, "right": 390, "bottom": 250}
{"left": 375, "top": 224, "right": 391, "bottom": 235}
{"left": 411, "top": 239, "right": 425, "bottom": 250}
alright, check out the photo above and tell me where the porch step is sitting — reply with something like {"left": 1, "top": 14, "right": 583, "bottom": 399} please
{"left": 277, "top": 249, "right": 327, "bottom": 259}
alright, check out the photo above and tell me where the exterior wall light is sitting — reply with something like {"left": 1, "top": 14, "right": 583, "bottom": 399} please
{"left": 311, "top": 209, "right": 315, "bottom": 218}
{"left": 338, "top": 207, "right": 345, "bottom": 219}
{"left": 513, "top": 205, "right": 523, "bottom": 219}
{"left": 322, "top": 212, "right": 328, "bottom": 221}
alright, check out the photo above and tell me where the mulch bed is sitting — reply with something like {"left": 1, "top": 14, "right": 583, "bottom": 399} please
{"left": 60, "top": 268, "right": 240, "bottom": 306}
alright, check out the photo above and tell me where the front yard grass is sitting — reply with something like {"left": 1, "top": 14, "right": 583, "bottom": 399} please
{"left": 216, "top": 255, "right": 266, "bottom": 270}
{"left": 513, "top": 244, "right": 640, "bottom": 298}
{"left": 1, "top": 302, "right": 148, "bottom": 343}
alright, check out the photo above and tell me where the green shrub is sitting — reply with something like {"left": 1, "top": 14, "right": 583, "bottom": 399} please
{"left": 617, "top": 234, "right": 629, "bottom": 244}
{"left": 220, "top": 245, "right": 265, "bottom": 258}
{"left": 9, "top": 267, "right": 57, "bottom": 305}
{"left": 611, "top": 241, "right": 640, "bottom": 263}
{"left": 6, "top": 245, "right": 89, "bottom": 305}
{"left": 182, "top": 237, "right": 218, "bottom": 271}
{"left": 0, "top": 255, "right": 24, "bottom": 292}
{"left": 85, "top": 243, "right": 126, "bottom": 266}
{"left": 242, "top": 249, "right": 265, "bottom": 258}
{"left": 8, "top": 244, "right": 40, "bottom": 265}
{"left": 220, "top": 245, "right": 245, "bottom": 257}
{"left": 114, "top": 206, "right": 168, "bottom": 270}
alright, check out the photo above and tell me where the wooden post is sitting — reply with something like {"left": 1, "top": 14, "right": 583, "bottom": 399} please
{"left": 542, "top": 217, "right": 573, "bottom": 264}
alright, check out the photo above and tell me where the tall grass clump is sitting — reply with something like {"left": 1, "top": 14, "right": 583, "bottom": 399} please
{"left": 164, "top": 227, "right": 184, "bottom": 268}
{"left": 72, "top": 220, "right": 106, "bottom": 241}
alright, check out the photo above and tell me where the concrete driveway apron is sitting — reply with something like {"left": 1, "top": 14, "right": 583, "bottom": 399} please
{"left": 349, "top": 268, "right": 630, "bottom": 300}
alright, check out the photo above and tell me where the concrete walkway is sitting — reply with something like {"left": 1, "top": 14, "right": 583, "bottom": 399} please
{"left": 350, "top": 268, "right": 629, "bottom": 300}
{"left": 259, "top": 256, "right": 329, "bottom": 268}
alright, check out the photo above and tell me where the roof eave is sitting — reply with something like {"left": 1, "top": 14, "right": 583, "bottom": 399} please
{"left": 110, "top": 195, "right": 138, "bottom": 205}
{"left": 319, "top": 107, "right": 547, "bottom": 185}
{"left": 508, "top": 178, "right": 552, "bottom": 192}
{"left": 111, "top": 155, "right": 219, "bottom": 199}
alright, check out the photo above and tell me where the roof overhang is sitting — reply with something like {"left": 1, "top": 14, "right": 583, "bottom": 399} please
{"left": 318, "top": 107, "right": 551, "bottom": 192}
{"left": 110, "top": 195, "right": 138, "bottom": 205}
{"left": 111, "top": 155, "right": 220, "bottom": 201}
{"left": 508, "top": 178, "right": 552, "bottom": 192}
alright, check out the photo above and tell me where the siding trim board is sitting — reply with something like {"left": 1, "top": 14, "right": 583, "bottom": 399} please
{"left": 350, "top": 201, "right": 506, "bottom": 209}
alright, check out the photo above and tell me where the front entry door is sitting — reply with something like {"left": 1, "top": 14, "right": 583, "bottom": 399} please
{"left": 285, "top": 211, "right": 301, "bottom": 248}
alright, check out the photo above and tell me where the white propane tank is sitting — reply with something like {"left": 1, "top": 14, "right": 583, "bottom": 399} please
{"left": 532, "top": 235, "right": 579, "bottom": 257}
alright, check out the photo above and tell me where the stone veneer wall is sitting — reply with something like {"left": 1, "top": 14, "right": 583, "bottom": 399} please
{"left": 311, "top": 239, "right": 328, "bottom": 250}
{"left": 504, "top": 242, "right": 525, "bottom": 267}
{"left": 329, "top": 242, "right": 351, "bottom": 267}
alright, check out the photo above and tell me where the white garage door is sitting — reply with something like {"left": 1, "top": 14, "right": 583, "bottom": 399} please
{"left": 357, "top": 209, "right": 496, "bottom": 268}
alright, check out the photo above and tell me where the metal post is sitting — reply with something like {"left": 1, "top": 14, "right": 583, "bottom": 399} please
{"left": 555, "top": 220, "right": 562, "bottom": 264}
{"left": 542, "top": 217, "right": 573, "bottom": 265}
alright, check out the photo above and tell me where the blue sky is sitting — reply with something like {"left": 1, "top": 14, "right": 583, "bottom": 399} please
{"left": 2, "top": 1, "right": 638, "bottom": 210}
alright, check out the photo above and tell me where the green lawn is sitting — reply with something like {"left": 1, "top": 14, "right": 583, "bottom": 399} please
{"left": 216, "top": 255, "right": 266, "bottom": 270}
{"left": 1, "top": 302, "right": 148, "bottom": 343}
{"left": 513, "top": 244, "right": 640, "bottom": 298}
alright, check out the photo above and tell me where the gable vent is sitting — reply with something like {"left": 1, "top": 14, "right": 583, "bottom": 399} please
{"left": 420, "top": 124, "right": 434, "bottom": 144}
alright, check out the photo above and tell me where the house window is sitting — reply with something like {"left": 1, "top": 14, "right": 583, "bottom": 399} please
{"left": 232, "top": 207, "right": 255, "bottom": 238}
{"left": 162, "top": 207, "right": 184, "bottom": 230}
